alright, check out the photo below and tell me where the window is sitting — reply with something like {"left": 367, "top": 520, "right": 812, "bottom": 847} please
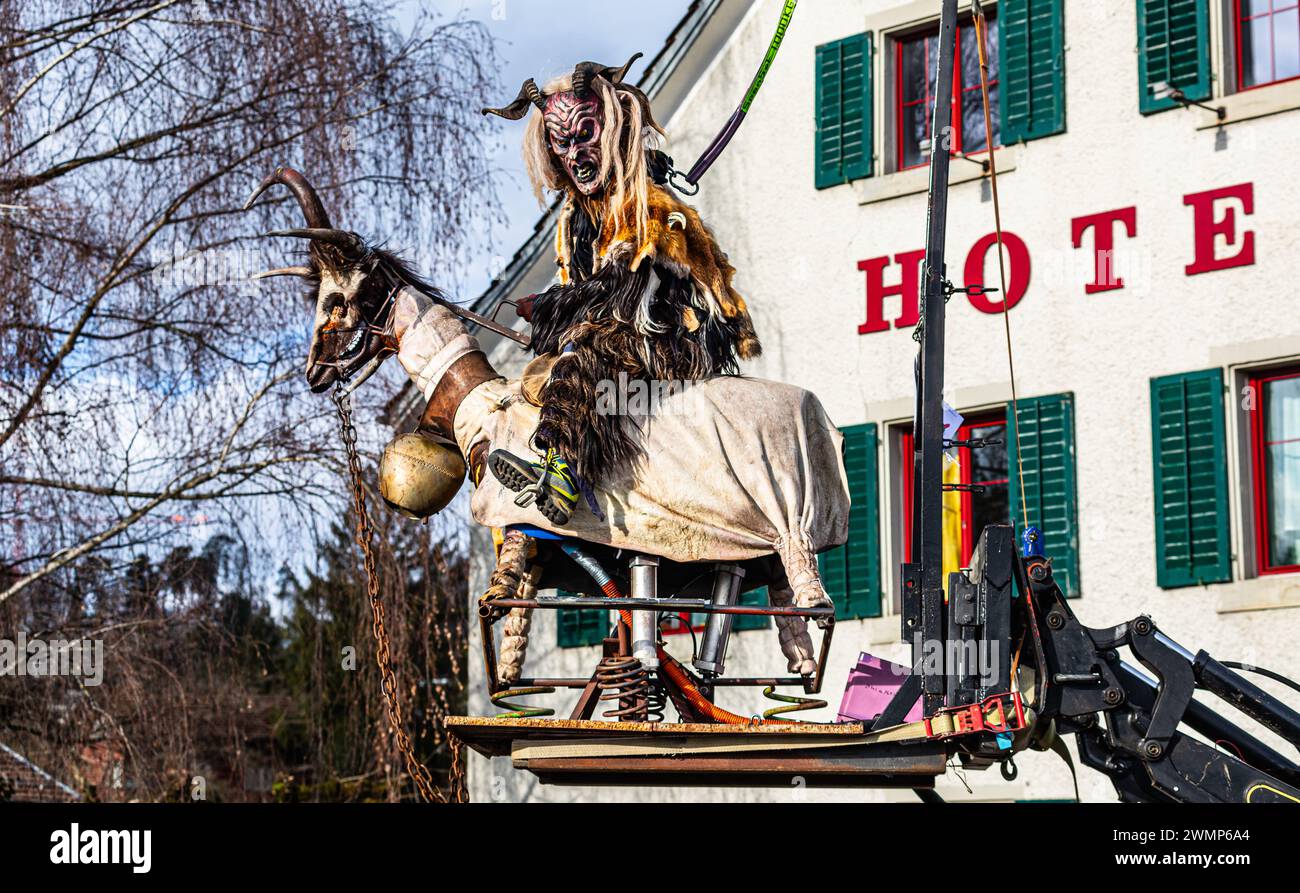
{"left": 998, "top": 0, "right": 1067, "bottom": 141}
{"left": 896, "top": 15, "right": 1001, "bottom": 170}
{"left": 1137, "top": 2, "right": 1298, "bottom": 111}
{"left": 556, "top": 594, "right": 608, "bottom": 648}
{"left": 1236, "top": 1, "right": 1300, "bottom": 90}
{"left": 1009, "top": 394, "right": 1081, "bottom": 596}
{"left": 1137, "top": 0, "right": 1213, "bottom": 113}
{"left": 960, "top": 415, "right": 1012, "bottom": 560}
{"left": 818, "top": 2, "right": 1064, "bottom": 187}
{"left": 899, "top": 412, "right": 1010, "bottom": 566}
{"left": 559, "top": 587, "right": 769, "bottom": 650}
{"left": 661, "top": 611, "right": 701, "bottom": 637}
{"left": 731, "top": 587, "right": 772, "bottom": 631}
{"left": 894, "top": 394, "right": 1080, "bottom": 596}
{"left": 1248, "top": 366, "right": 1300, "bottom": 573}
{"left": 668, "top": 586, "right": 771, "bottom": 637}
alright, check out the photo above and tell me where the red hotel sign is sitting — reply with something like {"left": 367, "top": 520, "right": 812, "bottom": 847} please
{"left": 856, "top": 182, "right": 1257, "bottom": 335}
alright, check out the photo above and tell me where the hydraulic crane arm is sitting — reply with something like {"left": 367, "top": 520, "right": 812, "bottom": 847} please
{"left": 1021, "top": 554, "right": 1300, "bottom": 803}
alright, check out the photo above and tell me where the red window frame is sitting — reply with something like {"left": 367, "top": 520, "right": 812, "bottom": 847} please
{"left": 894, "top": 17, "right": 1000, "bottom": 172}
{"left": 1248, "top": 366, "right": 1300, "bottom": 575}
{"left": 899, "top": 410, "right": 1009, "bottom": 566}
{"left": 1235, "top": 0, "right": 1300, "bottom": 92}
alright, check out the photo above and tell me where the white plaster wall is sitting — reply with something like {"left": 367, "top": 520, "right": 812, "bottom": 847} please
{"left": 465, "top": 0, "right": 1300, "bottom": 803}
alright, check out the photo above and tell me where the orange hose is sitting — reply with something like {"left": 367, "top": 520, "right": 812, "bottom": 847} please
{"left": 657, "top": 645, "right": 786, "bottom": 724}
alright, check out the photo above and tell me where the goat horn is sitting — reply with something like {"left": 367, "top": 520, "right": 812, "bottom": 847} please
{"left": 482, "top": 78, "right": 546, "bottom": 119}
{"left": 243, "top": 167, "right": 333, "bottom": 228}
{"left": 572, "top": 52, "right": 643, "bottom": 98}
{"left": 606, "top": 52, "right": 642, "bottom": 84}
{"left": 252, "top": 265, "right": 316, "bottom": 280}
{"left": 572, "top": 62, "right": 597, "bottom": 98}
{"left": 265, "top": 228, "right": 363, "bottom": 249}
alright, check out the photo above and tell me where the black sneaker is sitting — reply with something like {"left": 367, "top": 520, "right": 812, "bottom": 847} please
{"left": 489, "top": 448, "right": 580, "bottom": 526}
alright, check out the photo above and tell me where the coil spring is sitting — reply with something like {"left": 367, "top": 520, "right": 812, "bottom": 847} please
{"left": 596, "top": 656, "right": 652, "bottom": 721}
{"left": 761, "top": 685, "right": 828, "bottom": 720}
{"left": 645, "top": 673, "right": 667, "bottom": 723}
{"left": 491, "top": 685, "right": 556, "bottom": 719}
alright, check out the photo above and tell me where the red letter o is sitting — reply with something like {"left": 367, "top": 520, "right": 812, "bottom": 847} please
{"left": 963, "top": 231, "right": 1030, "bottom": 313}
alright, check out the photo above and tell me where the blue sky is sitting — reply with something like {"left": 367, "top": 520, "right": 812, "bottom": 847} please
{"left": 398, "top": 1, "right": 694, "bottom": 298}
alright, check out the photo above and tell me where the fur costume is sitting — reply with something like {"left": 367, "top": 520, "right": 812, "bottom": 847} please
{"left": 486, "top": 56, "right": 761, "bottom": 490}
{"left": 527, "top": 185, "right": 761, "bottom": 487}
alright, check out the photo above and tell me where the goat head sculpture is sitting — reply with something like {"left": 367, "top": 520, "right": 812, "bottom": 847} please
{"left": 244, "top": 167, "right": 426, "bottom": 393}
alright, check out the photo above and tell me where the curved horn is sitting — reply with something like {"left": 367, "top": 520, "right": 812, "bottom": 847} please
{"left": 265, "top": 228, "right": 364, "bottom": 251}
{"left": 572, "top": 62, "right": 598, "bottom": 98}
{"left": 482, "top": 79, "right": 546, "bottom": 119}
{"left": 243, "top": 167, "right": 333, "bottom": 228}
{"left": 603, "top": 52, "right": 642, "bottom": 85}
{"left": 252, "top": 265, "right": 316, "bottom": 280}
{"left": 571, "top": 52, "right": 642, "bottom": 98}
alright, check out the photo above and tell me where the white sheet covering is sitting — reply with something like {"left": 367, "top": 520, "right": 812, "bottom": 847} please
{"left": 453, "top": 374, "right": 851, "bottom": 565}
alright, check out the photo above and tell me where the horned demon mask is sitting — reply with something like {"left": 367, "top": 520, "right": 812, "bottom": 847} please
{"left": 483, "top": 54, "right": 642, "bottom": 197}
{"left": 543, "top": 91, "right": 603, "bottom": 195}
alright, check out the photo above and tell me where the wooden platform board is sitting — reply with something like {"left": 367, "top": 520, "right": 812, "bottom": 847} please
{"left": 448, "top": 716, "right": 947, "bottom": 789}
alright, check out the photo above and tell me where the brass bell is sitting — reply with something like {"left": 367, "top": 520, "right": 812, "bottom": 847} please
{"left": 378, "top": 432, "right": 466, "bottom": 519}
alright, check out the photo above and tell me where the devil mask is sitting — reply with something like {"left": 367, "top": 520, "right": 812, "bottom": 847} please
{"left": 482, "top": 53, "right": 645, "bottom": 198}
{"left": 543, "top": 91, "right": 603, "bottom": 195}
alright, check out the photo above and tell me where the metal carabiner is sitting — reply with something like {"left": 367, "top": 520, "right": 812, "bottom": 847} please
{"left": 668, "top": 167, "right": 700, "bottom": 197}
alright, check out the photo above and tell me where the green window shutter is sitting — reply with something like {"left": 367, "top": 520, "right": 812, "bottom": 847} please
{"left": 733, "top": 586, "right": 771, "bottom": 632}
{"left": 1137, "top": 0, "right": 1211, "bottom": 114}
{"left": 844, "top": 424, "right": 882, "bottom": 618}
{"left": 1008, "top": 394, "right": 1081, "bottom": 597}
{"left": 815, "top": 33, "right": 873, "bottom": 189}
{"left": 557, "top": 603, "right": 582, "bottom": 648}
{"left": 817, "top": 423, "right": 882, "bottom": 619}
{"left": 556, "top": 590, "right": 609, "bottom": 648}
{"left": 817, "top": 543, "right": 848, "bottom": 605}
{"left": 999, "top": 0, "right": 1067, "bottom": 143}
{"left": 1149, "top": 369, "right": 1231, "bottom": 588}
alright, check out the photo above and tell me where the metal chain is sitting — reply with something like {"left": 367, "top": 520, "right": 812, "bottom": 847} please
{"left": 332, "top": 386, "right": 466, "bottom": 803}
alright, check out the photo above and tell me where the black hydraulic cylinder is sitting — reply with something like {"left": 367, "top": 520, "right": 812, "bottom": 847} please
{"left": 1193, "top": 651, "right": 1300, "bottom": 751}
{"left": 1116, "top": 661, "right": 1296, "bottom": 777}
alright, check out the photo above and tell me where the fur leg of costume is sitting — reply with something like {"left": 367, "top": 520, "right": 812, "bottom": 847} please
{"left": 498, "top": 566, "right": 542, "bottom": 686}
{"left": 774, "top": 532, "right": 834, "bottom": 611}
{"left": 767, "top": 583, "right": 817, "bottom": 676}
{"left": 483, "top": 528, "right": 533, "bottom": 685}
{"left": 483, "top": 528, "right": 532, "bottom": 603}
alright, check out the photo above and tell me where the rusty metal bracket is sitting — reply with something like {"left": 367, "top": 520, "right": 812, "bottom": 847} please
{"left": 481, "top": 594, "right": 835, "bottom": 621}
{"left": 477, "top": 591, "right": 836, "bottom": 721}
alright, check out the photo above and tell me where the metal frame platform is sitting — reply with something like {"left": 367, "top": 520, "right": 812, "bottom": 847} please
{"left": 448, "top": 716, "right": 947, "bottom": 788}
